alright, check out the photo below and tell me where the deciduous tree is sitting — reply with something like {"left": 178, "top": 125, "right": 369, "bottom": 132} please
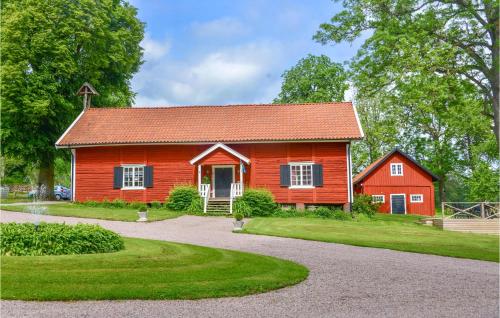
{"left": 314, "top": 0, "right": 499, "bottom": 149}
{"left": 1, "top": 0, "right": 144, "bottom": 195}
{"left": 274, "top": 54, "right": 348, "bottom": 103}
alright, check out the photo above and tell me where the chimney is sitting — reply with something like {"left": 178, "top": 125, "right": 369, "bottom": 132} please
{"left": 76, "top": 82, "right": 99, "bottom": 110}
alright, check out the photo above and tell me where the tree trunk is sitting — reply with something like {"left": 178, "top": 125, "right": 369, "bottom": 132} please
{"left": 38, "top": 156, "right": 55, "bottom": 200}
{"left": 438, "top": 175, "right": 446, "bottom": 205}
{"left": 492, "top": 87, "right": 499, "bottom": 150}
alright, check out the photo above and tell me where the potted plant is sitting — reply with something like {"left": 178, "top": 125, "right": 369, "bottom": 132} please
{"left": 137, "top": 206, "right": 148, "bottom": 222}
{"left": 233, "top": 212, "right": 244, "bottom": 231}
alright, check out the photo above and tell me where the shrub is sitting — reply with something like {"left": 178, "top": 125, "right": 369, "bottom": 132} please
{"left": 332, "top": 209, "right": 351, "bottom": 220}
{"left": 138, "top": 206, "right": 148, "bottom": 212}
{"left": 167, "top": 185, "right": 200, "bottom": 211}
{"left": 313, "top": 207, "right": 333, "bottom": 219}
{"left": 234, "top": 212, "right": 244, "bottom": 221}
{"left": 0, "top": 223, "right": 124, "bottom": 256}
{"left": 130, "top": 201, "right": 146, "bottom": 210}
{"left": 101, "top": 198, "right": 113, "bottom": 208}
{"left": 80, "top": 200, "right": 99, "bottom": 207}
{"left": 150, "top": 201, "right": 162, "bottom": 209}
{"left": 187, "top": 197, "right": 204, "bottom": 214}
{"left": 272, "top": 208, "right": 300, "bottom": 218}
{"left": 111, "top": 199, "right": 127, "bottom": 208}
{"left": 354, "top": 213, "right": 371, "bottom": 222}
{"left": 352, "top": 194, "right": 380, "bottom": 217}
{"left": 233, "top": 198, "right": 252, "bottom": 217}
{"left": 240, "top": 188, "right": 277, "bottom": 217}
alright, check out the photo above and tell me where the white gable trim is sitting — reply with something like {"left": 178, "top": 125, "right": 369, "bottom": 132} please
{"left": 352, "top": 103, "right": 365, "bottom": 138}
{"left": 189, "top": 143, "right": 250, "bottom": 165}
{"left": 55, "top": 111, "right": 85, "bottom": 147}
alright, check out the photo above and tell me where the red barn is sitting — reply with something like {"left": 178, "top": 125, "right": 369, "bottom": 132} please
{"left": 353, "top": 149, "right": 439, "bottom": 216}
{"left": 56, "top": 102, "right": 364, "bottom": 211}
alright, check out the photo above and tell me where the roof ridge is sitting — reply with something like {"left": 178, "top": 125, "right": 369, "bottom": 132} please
{"left": 87, "top": 102, "right": 352, "bottom": 110}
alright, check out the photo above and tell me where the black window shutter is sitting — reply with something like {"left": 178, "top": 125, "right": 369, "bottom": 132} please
{"left": 113, "top": 167, "right": 123, "bottom": 189}
{"left": 313, "top": 164, "right": 323, "bottom": 187}
{"left": 144, "top": 166, "right": 153, "bottom": 188}
{"left": 280, "top": 165, "right": 290, "bottom": 187}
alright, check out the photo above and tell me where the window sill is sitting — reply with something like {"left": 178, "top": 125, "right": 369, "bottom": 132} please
{"left": 122, "top": 187, "right": 145, "bottom": 190}
{"left": 289, "top": 186, "right": 315, "bottom": 189}
{"left": 410, "top": 201, "right": 423, "bottom": 203}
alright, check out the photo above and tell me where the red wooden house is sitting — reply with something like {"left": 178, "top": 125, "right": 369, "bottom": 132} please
{"left": 353, "top": 149, "right": 439, "bottom": 216}
{"left": 56, "top": 102, "right": 364, "bottom": 211}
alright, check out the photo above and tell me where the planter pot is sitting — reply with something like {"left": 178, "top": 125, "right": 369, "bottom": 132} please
{"left": 0, "top": 186, "right": 9, "bottom": 199}
{"left": 233, "top": 220, "right": 244, "bottom": 231}
{"left": 137, "top": 211, "right": 148, "bottom": 222}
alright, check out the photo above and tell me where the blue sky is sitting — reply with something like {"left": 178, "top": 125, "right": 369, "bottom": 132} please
{"left": 129, "top": 0, "right": 363, "bottom": 106}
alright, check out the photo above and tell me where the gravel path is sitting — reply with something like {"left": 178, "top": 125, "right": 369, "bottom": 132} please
{"left": 1, "top": 211, "right": 498, "bottom": 318}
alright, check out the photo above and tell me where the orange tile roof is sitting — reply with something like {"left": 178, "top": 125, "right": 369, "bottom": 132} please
{"left": 56, "top": 102, "right": 363, "bottom": 147}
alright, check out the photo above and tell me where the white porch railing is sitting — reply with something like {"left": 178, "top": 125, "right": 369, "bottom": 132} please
{"left": 229, "top": 182, "right": 243, "bottom": 214}
{"left": 200, "top": 184, "right": 211, "bottom": 214}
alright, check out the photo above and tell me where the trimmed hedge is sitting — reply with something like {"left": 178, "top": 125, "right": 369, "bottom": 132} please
{"left": 239, "top": 188, "right": 277, "bottom": 217}
{"left": 166, "top": 185, "right": 200, "bottom": 211}
{"left": 0, "top": 222, "right": 124, "bottom": 256}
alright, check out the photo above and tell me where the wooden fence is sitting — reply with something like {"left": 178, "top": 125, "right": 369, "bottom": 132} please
{"left": 437, "top": 202, "right": 499, "bottom": 234}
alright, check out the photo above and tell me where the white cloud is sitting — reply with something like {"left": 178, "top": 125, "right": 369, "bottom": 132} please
{"left": 132, "top": 41, "right": 285, "bottom": 106}
{"left": 191, "top": 17, "right": 249, "bottom": 38}
{"left": 141, "top": 34, "right": 170, "bottom": 61}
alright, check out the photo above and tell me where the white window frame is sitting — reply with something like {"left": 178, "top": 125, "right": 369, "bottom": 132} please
{"left": 289, "top": 162, "right": 314, "bottom": 189}
{"left": 372, "top": 195, "right": 385, "bottom": 203}
{"left": 390, "top": 163, "right": 403, "bottom": 176}
{"left": 122, "top": 164, "right": 145, "bottom": 190}
{"left": 410, "top": 194, "right": 423, "bottom": 203}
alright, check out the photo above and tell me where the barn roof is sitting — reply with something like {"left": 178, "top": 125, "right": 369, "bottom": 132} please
{"left": 353, "top": 148, "right": 439, "bottom": 184}
{"left": 56, "top": 102, "right": 364, "bottom": 148}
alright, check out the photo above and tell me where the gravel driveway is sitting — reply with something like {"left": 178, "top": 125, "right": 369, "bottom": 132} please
{"left": 1, "top": 211, "right": 498, "bottom": 318}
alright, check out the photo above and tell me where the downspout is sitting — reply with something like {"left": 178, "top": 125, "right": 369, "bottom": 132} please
{"left": 71, "top": 149, "right": 76, "bottom": 201}
{"left": 347, "top": 143, "right": 353, "bottom": 212}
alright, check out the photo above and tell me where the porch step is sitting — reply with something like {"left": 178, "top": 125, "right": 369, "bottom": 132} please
{"left": 206, "top": 199, "right": 231, "bottom": 214}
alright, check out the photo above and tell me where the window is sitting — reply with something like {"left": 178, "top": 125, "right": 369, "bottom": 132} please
{"left": 372, "top": 195, "right": 385, "bottom": 203}
{"left": 290, "top": 163, "right": 313, "bottom": 188}
{"left": 410, "top": 194, "right": 423, "bottom": 203}
{"left": 123, "top": 165, "right": 144, "bottom": 189}
{"left": 390, "top": 163, "right": 403, "bottom": 176}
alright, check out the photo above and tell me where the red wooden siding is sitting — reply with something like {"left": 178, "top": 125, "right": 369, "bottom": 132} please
{"left": 355, "top": 152, "right": 435, "bottom": 216}
{"left": 197, "top": 148, "right": 241, "bottom": 165}
{"left": 74, "top": 142, "right": 349, "bottom": 204}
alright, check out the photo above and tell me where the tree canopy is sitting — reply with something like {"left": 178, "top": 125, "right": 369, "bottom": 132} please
{"left": 314, "top": 0, "right": 499, "bottom": 148}
{"left": 314, "top": 0, "right": 498, "bottom": 203}
{"left": 1, "top": 0, "right": 144, "bottom": 192}
{"left": 274, "top": 54, "right": 349, "bottom": 103}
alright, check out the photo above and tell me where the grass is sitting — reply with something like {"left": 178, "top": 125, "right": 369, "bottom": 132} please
{"left": 242, "top": 214, "right": 499, "bottom": 262}
{"left": 0, "top": 203, "right": 183, "bottom": 222}
{"left": 0, "top": 192, "right": 32, "bottom": 204}
{"left": 1, "top": 237, "right": 308, "bottom": 300}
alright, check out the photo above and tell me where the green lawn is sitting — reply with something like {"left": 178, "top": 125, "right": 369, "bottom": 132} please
{"left": 0, "top": 192, "right": 32, "bottom": 204}
{"left": 242, "top": 214, "right": 499, "bottom": 262}
{"left": 0, "top": 203, "right": 182, "bottom": 222}
{"left": 1, "top": 237, "right": 308, "bottom": 300}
